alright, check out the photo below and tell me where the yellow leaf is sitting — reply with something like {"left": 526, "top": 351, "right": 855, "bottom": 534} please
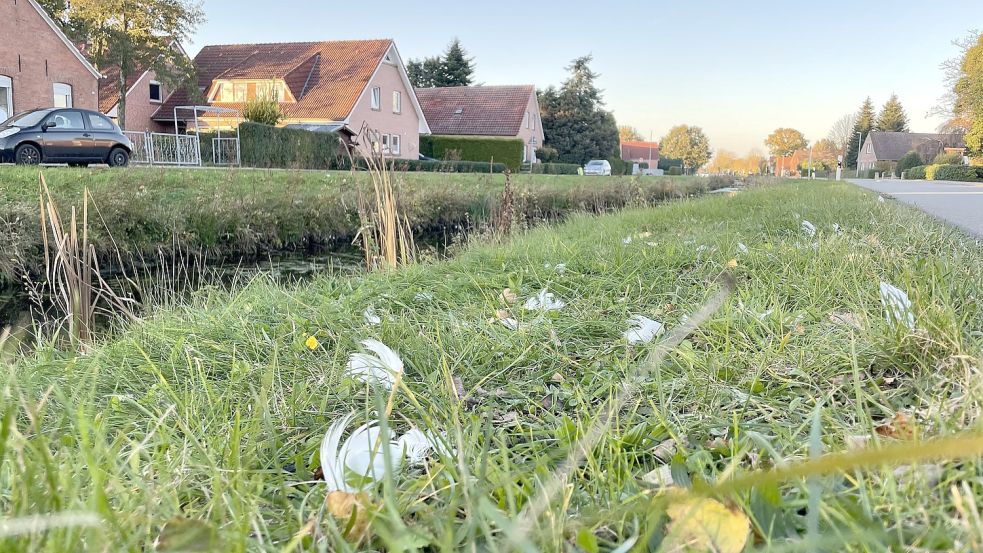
{"left": 664, "top": 497, "right": 750, "bottom": 553}
{"left": 326, "top": 491, "right": 372, "bottom": 542}
{"left": 726, "top": 259, "right": 738, "bottom": 268}
{"left": 305, "top": 335, "right": 320, "bottom": 350}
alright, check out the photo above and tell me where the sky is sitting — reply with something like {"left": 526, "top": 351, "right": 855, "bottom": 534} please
{"left": 188, "top": 0, "right": 983, "bottom": 154}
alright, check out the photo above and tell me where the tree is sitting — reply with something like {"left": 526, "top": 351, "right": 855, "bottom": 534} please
{"left": 35, "top": 0, "right": 70, "bottom": 20}
{"left": 58, "top": 0, "right": 203, "bottom": 129}
{"left": 765, "top": 128, "right": 807, "bottom": 175}
{"left": 539, "top": 56, "right": 620, "bottom": 165}
{"left": 658, "top": 125, "right": 711, "bottom": 173}
{"left": 896, "top": 151, "right": 924, "bottom": 175}
{"left": 845, "top": 97, "right": 876, "bottom": 169}
{"left": 619, "top": 125, "right": 643, "bottom": 142}
{"left": 875, "top": 94, "right": 910, "bottom": 132}
{"left": 932, "top": 30, "right": 980, "bottom": 133}
{"left": 955, "top": 34, "right": 983, "bottom": 155}
{"left": 828, "top": 113, "right": 857, "bottom": 155}
{"left": 407, "top": 38, "right": 475, "bottom": 88}
{"left": 242, "top": 96, "right": 284, "bottom": 126}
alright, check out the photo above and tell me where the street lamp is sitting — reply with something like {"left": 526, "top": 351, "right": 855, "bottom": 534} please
{"left": 856, "top": 131, "right": 863, "bottom": 178}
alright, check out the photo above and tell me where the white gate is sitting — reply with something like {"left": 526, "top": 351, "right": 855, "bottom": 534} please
{"left": 150, "top": 133, "right": 202, "bottom": 166}
{"left": 212, "top": 137, "right": 240, "bottom": 166}
{"left": 123, "top": 131, "right": 152, "bottom": 164}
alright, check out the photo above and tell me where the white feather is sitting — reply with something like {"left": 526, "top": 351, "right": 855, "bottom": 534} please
{"left": 624, "top": 315, "right": 665, "bottom": 345}
{"left": 347, "top": 339, "right": 404, "bottom": 389}
{"left": 801, "top": 220, "right": 817, "bottom": 237}
{"left": 879, "top": 281, "right": 915, "bottom": 330}
{"left": 523, "top": 289, "right": 565, "bottom": 311}
{"left": 363, "top": 306, "right": 382, "bottom": 326}
{"left": 319, "top": 413, "right": 402, "bottom": 492}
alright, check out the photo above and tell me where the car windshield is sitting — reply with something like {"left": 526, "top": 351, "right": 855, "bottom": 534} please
{"left": 2, "top": 110, "right": 50, "bottom": 128}
{"left": 587, "top": 161, "right": 604, "bottom": 167}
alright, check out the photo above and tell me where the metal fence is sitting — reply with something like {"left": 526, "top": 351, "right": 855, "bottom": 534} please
{"left": 122, "top": 131, "right": 240, "bottom": 167}
{"left": 212, "top": 137, "right": 240, "bottom": 166}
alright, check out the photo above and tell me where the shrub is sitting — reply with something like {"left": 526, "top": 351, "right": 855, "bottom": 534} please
{"left": 875, "top": 161, "right": 894, "bottom": 177}
{"left": 234, "top": 122, "right": 342, "bottom": 169}
{"left": 242, "top": 96, "right": 284, "bottom": 126}
{"left": 530, "top": 162, "right": 581, "bottom": 175}
{"left": 865, "top": 169, "right": 878, "bottom": 179}
{"left": 667, "top": 166, "right": 683, "bottom": 176}
{"left": 607, "top": 157, "right": 627, "bottom": 176}
{"left": 933, "top": 151, "right": 964, "bottom": 166}
{"left": 896, "top": 151, "right": 923, "bottom": 176}
{"left": 932, "top": 164, "right": 978, "bottom": 181}
{"left": 536, "top": 147, "right": 559, "bottom": 163}
{"left": 906, "top": 165, "right": 926, "bottom": 180}
{"left": 925, "top": 164, "right": 942, "bottom": 180}
{"left": 420, "top": 136, "right": 523, "bottom": 169}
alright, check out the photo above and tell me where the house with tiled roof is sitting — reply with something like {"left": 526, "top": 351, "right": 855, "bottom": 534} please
{"left": 415, "top": 85, "right": 544, "bottom": 163}
{"left": 620, "top": 141, "right": 660, "bottom": 171}
{"left": 0, "top": 0, "right": 101, "bottom": 120}
{"left": 153, "top": 39, "right": 429, "bottom": 159}
{"left": 857, "top": 131, "right": 966, "bottom": 172}
{"left": 95, "top": 41, "right": 189, "bottom": 132}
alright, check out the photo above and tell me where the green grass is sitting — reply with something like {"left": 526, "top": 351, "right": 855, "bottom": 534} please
{"left": 0, "top": 166, "right": 721, "bottom": 287}
{"left": 2, "top": 179, "right": 983, "bottom": 551}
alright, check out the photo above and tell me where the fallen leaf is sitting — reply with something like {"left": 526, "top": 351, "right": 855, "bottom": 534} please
{"left": 642, "top": 465, "right": 674, "bottom": 488}
{"left": 550, "top": 372, "right": 565, "bottom": 383}
{"left": 664, "top": 497, "right": 750, "bottom": 553}
{"left": 305, "top": 335, "right": 320, "bottom": 350}
{"left": 499, "top": 288, "right": 518, "bottom": 304}
{"left": 490, "top": 309, "right": 518, "bottom": 330}
{"left": 875, "top": 411, "right": 916, "bottom": 440}
{"left": 845, "top": 434, "right": 870, "bottom": 450}
{"left": 829, "top": 311, "right": 862, "bottom": 329}
{"left": 326, "top": 490, "right": 372, "bottom": 541}
{"left": 652, "top": 438, "right": 677, "bottom": 461}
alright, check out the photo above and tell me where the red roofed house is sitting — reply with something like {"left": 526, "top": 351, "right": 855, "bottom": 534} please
{"left": 97, "top": 42, "right": 189, "bottom": 132}
{"left": 0, "top": 0, "right": 101, "bottom": 120}
{"left": 620, "top": 141, "right": 660, "bottom": 173}
{"left": 415, "top": 85, "right": 544, "bottom": 163}
{"left": 153, "top": 39, "right": 430, "bottom": 159}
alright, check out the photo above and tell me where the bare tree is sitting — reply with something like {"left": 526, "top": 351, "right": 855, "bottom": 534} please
{"left": 827, "top": 113, "right": 856, "bottom": 155}
{"left": 930, "top": 30, "right": 980, "bottom": 133}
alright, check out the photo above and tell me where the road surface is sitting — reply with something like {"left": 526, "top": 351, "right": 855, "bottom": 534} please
{"left": 848, "top": 178, "right": 983, "bottom": 238}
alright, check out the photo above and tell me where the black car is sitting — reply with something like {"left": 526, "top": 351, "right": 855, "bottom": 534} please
{"left": 0, "top": 107, "right": 133, "bottom": 167}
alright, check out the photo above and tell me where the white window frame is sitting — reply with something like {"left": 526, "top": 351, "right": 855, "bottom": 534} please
{"left": 524, "top": 111, "right": 529, "bottom": 129}
{"left": 371, "top": 87, "right": 381, "bottom": 110}
{"left": 523, "top": 144, "right": 529, "bottom": 163}
{"left": 392, "top": 90, "right": 401, "bottom": 114}
{"left": 381, "top": 133, "right": 390, "bottom": 154}
{"left": 53, "top": 82, "right": 73, "bottom": 108}
{"left": 149, "top": 80, "right": 163, "bottom": 103}
{"left": 390, "top": 134, "right": 400, "bottom": 155}
{"left": 866, "top": 143, "right": 872, "bottom": 153}
{"left": 0, "top": 75, "right": 12, "bottom": 122}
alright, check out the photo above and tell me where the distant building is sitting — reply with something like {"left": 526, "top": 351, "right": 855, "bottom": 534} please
{"left": 96, "top": 42, "right": 188, "bottom": 132}
{"left": 620, "top": 140, "right": 660, "bottom": 171}
{"left": 415, "top": 85, "right": 544, "bottom": 163}
{"left": 0, "top": 0, "right": 101, "bottom": 119}
{"left": 857, "top": 131, "right": 966, "bottom": 172}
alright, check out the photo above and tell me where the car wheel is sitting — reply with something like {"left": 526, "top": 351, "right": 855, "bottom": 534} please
{"left": 15, "top": 144, "right": 41, "bottom": 165}
{"left": 108, "top": 147, "right": 129, "bottom": 168}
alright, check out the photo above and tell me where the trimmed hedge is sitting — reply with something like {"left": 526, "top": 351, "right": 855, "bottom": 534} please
{"left": 906, "top": 166, "right": 926, "bottom": 180}
{"left": 420, "top": 135, "right": 524, "bottom": 169}
{"left": 529, "top": 162, "right": 581, "bottom": 175}
{"left": 933, "top": 164, "right": 978, "bottom": 182}
{"left": 238, "top": 122, "right": 341, "bottom": 169}
{"left": 925, "top": 164, "right": 941, "bottom": 180}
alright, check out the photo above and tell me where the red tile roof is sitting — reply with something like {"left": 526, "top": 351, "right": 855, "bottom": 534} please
{"left": 415, "top": 85, "right": 535, "bottom": 136}
{"left": 153, "top": 39, "right": 392, "bottom": 123}
{"left": 98, "top": 66, "right": 148, "bottom": 113}
{"left": 620, "top": 141, "right": 660, "bottom": 162}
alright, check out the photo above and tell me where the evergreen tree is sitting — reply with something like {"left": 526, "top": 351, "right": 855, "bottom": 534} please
{"left": 539, "top": 56, "right": 619, "bottom": 165}
{"left": 845, "top": 97, "right": 875, "bottom": 169}
{"left": 875, "top": 94, "right": 910, "bottom": 132}
{"left": 407, "top": 39, "right": 474, "bottom": 88}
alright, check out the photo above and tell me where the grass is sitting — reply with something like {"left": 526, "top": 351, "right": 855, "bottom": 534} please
{"left": 0, "top": 166, "right": 724, "bottom": 287}
{"left": 2, "top": 179, "right": 983, "bottom": 551}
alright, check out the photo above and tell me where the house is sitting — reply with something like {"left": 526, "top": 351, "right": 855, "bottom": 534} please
{"left": 153, "top": 39, "right": 429, "bottom": 159}
{"left": 0, "top": 0, "right": 101, "bottom": 120}
{"left": 857, "top": 131, "right": 966, "bottom": 172}
{"left": 97, "top": 42, "right": 189, "bottom": 132}
{"left": 620, "top": 140, "right": 660, "bottom": 171}
{"left": 414, "top": 85, "right": 544, "bottom": 163}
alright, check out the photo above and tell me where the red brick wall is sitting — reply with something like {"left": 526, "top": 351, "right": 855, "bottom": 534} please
{"left": 117, "top": 69, "right": 169, "bottom": 132}
{"left": 0, "top": 0, "right": 98, "bottom": 116}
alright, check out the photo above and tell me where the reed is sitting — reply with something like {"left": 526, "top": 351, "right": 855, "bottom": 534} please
{"left": 353, "top": 128, "right": 415, "bottom": 270}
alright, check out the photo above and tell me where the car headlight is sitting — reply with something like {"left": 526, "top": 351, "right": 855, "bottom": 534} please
{"left": 0, "top": 128, "right": 18, "bottom": 139}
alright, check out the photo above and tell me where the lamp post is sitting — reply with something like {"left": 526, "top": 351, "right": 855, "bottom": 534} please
{"left": 856, "top": 131, "right": 863, "bottom": 178}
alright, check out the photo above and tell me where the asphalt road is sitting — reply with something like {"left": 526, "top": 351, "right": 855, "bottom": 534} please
{"left": 848, "top": 178, "right": 983, "bottom": 238}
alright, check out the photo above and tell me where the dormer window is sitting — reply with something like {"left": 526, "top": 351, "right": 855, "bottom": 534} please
{"left": 211, "top": 79, "right": 288, "bottom": 103}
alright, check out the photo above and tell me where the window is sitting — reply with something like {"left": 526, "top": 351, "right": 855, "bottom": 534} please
{"left": 53, "top": 83, "right": 72, "bottom": 108}
{"left": 381, "top": 133, "right": 390, "bottom": 153}
{"left": 392, "top": 90, "right": 401, "bottom": 114}
{"left": 390, "top": 134, "right": 400, "bottom": 155}
{"left": 371, "top": 87, "right": 381, "bottom": 110}
{"left": 0, "top": 75, "right": 11, "bottom": 123}
{"left": 47, "top": 110, "right": 84, "bottom": 130}
{"left": 233, "top": 82, "right": 247, "bottom": 102}
{"left": 866, "top": 143, "right": 872, "bottom": 153}
{"left": 523, "top": 144, "right": 529, "bottom": 163}
{"left": 87, "top": 113, "right": 114, "bottom": 130}
{"left": 524, "top": 111, "right": 529, "bottom": 129}
{"left": 149, "top": 81, "right": 162, "bottom": 103}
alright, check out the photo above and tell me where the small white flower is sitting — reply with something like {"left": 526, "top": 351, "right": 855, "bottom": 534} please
{"left": 801, "top": 220, "right": 817, "bottom": 237}
{"left": 624, "top": 315, "right": 665, "bottom": 345}
{"left": 320, "top": 412, "right": 401, "bottom": 492}
{"left": 622, "top": 236, "right": 633, "bottom": 245}
{"left": 347, "top": 339, "right": 404, "bottom": 389}
{"left": 523, "top": 289, "right": 565, "bottom": 311}
{"left": 363, "top": 306, "right": 381, "bottom": 326}
{"left": 879, "top": 281, "right": 915, "bottom": 330}
{"left": 737, "top": 243, "right": 749, "bottom": 254}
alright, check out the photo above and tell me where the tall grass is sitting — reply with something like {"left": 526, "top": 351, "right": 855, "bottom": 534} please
{"left": 356, "top": 138, "right": 415, "bottom": 269}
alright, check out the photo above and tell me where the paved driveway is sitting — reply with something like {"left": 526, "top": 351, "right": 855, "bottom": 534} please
{"left": 848, "top": 178, "right": 983, "bottom": 238}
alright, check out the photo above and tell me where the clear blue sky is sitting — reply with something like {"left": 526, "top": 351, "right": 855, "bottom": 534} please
{"left": 189, "top": 0, "right": 982, "bottom": 153}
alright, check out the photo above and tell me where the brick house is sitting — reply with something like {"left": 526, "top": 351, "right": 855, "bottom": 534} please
{"left": 153, "top": 39, "right": 429, "bottom": 159}
{"left": 415, "top": 85, "right": 545, "bottom": 163}
{"left": 620, "top": 140, "right": 660, "bottom": 171}
{"left": 857, "top": 131, "right": 966, "bottom": 172}
{"left": 97, "top": 42, "right": 188, "bottom": 132}
{"left": 0, "top": 0, "right": 101, "bottom": 121}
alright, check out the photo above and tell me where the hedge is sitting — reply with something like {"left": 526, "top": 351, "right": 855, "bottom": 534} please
{"left": 529, "top": 162, "right": 582, "bottom": 175}
{"left": 925, "top": 164, "right": 941, "bottom": 180}
{"left": 420, "top": 136, "right": 523, "bottom": 169}
{"left": 906, "top": 166, "right": 926, "bottom": 180}
{"left": 197, "top": 123, "right": 341, "bottom": 169}
{"left": 932, "top": 164, "right": 978, "bottom": 182}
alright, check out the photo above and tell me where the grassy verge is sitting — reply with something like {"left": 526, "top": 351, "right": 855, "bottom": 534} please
{"left": 0, "top": 166, "right": 724, "bottom": 287}
{"left": 2, "top": 180, "right": 983, "bottom": 551}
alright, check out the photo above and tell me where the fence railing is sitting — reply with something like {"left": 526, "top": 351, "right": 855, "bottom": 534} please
{"left": 122, "top": 131, "right": 240, "bottom": 167}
